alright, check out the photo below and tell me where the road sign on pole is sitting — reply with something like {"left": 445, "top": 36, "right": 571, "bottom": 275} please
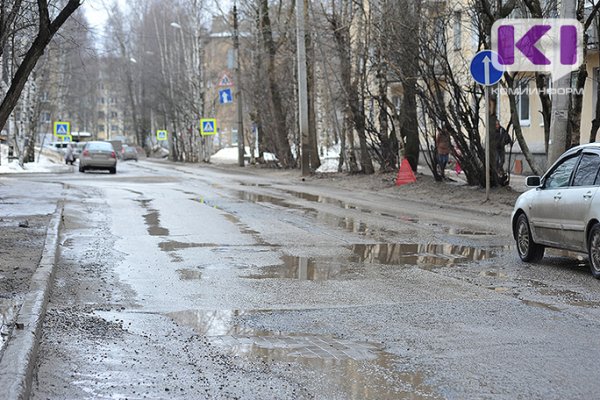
{"left": 200, "top": 119, "right": 217, "bottom": 136}
{"left": 218, "top": 74, "right": 233, "bottom": 87}
{"left": 470, "top": 50, "right": 505, "bottom": 202}
{"left": 470, "top": 50, "right": 504, "bottom": 86}
{"left": 219, "top": 88, "right": 233, "bottom": 104}
{"left": 54, "top": 121, "right": 70, "bottom": 138}
{"left": 156, "top": 130, "right": 168, "bottom": 141}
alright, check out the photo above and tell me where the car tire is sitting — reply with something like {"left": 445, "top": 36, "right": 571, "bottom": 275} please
{"left": 515, "top": 213, "right": 545, "bottom": 262}
{"left": 587, "top": 224, "right": 600, "bottom": 279}
{"left": 109, "top": 167, "right": 117, "bottom": 174}
{"left": 79, "top": 165, "right": 85, "bottom": 173}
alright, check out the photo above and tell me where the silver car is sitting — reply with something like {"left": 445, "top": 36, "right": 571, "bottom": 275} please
{"left": 79, "top": 141, "right": 117, "bottom": 174}
{"left": 512, "top": 143, "right": 600, "bottom": 278}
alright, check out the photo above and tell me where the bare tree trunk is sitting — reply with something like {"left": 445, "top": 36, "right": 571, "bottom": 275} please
{"left": 260, "top": 0, "right": 295, "bottom": 168}
{"left": 305, "top": 1, "right": 320, "bottom": 171}
{"left": 505, "top": 74, "right": 542, "bottom": 175}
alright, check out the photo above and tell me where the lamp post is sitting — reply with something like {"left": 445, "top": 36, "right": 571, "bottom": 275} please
{"left": 233, "top": 1, "right": 245, "bottom": 167}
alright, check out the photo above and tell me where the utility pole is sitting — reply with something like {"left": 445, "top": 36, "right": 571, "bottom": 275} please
{"left": 548, "top": 0, "right": 576, "bottom": 166}
{"left": 233, "top": 1, "right": 245, "bottom": 167}
{"left": 296, "top": 0, "right": 310, "bottom": 176}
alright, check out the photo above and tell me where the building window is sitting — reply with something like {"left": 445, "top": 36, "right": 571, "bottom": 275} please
{"left": 453, "top": 12, "right": 462, "bottom": 51}
{"left": 99, "top": 97, "right": 105, "bottom": 104}
{"left": 517, "top": 80, "right": 530, "bottom": 126}
{"left": 41, "top": 112, "right": 51, "bottom": 123}
{"left": 111, "top": 125, "right": 118, "bottom": 132}
{"left": 41, "top": 92, "right": 49, "bottom": 102}
{"left": 98, "top": 111, "right": 105, "bottom": 119}
{"left": 98, "top": 124, "right": 105, "bottom": 132}
{"left": 111, "top": 111, "right": 118, "bottom": 119}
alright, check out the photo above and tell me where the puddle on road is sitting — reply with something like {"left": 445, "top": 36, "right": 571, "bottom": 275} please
{"left": 177, "top": 268, "right": 202, "bottom": 280}
{"left": 143, "top": 211, "right": 169, "bottom": 236}
{"left": 350, "top": 243, "right": 495, "bottom": 266}
{"left": 136, "top": 199, "right": 170, "bottom": 237}
{"left": 446, "top": 228, "right": 495, "bottom": 236}
{"left": 521, "top": 299, "right": 562, "bottom": 312}
{"left": 247, "top": 244, "right": 498, "bottom": 281}
{"left": 239, "top": 183, "right": 272, "bottom": 188}
{"left": 167, "top": 309, "right": 441, "bottom": 399}
{"left": 159, "top": 241, "right": 218, "bottom": 252}
{"left": 236, "top": 189, "right": 494, "bottom": 239}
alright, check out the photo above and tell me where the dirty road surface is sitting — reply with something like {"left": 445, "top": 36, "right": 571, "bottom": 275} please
{"left": 25, "top": 161, "right": 600, "bottom": 399}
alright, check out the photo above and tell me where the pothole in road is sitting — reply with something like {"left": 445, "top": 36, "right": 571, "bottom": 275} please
{"left": 167, "top": 309, "right": 441, "bottom": 399}
{"left": 176, "top": 268, "right": 202, "bottom": 280}
{"left": 246, "top": 244, "right": 499, "bottom": 281}
{"left": 136, "top": 199, "right": 170, "bottom": 237}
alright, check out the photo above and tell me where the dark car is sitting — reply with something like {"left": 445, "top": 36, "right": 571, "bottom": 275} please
{"left": 121, "top": 145, "right": 138, "bottom": 161}
{"left": 512, "top": 143, "right": 600, "bottom": 278}
{"left": 79, "top": 141, "right": 117, "bottom": 174}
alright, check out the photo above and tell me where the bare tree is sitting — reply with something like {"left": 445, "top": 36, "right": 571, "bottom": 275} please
{"left": 0, "top": 0, "right": 81, "bottom": 132}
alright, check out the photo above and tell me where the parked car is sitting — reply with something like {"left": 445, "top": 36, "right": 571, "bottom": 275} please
{"left": 121, "top": 145, "right": 138, "bottom": 161}
{"left": 79, "top": 141, "right": 117, "bottom": 174}
{"left": 512, "top": 143, "right": 600, "bottom": 278}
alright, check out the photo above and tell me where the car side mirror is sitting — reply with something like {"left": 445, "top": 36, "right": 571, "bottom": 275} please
{"left": 526, "top": 176, "right": 541, "bottom": 187}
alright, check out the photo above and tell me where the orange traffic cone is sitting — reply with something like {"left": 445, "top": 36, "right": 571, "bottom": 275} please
{"left": 395, "top": 159, "right": 417, "bottom": 186}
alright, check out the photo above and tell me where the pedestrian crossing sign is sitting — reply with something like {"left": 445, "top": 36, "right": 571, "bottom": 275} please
{"left": 156, "top": 130, "right": 168, "bottom": 141}
{"left": 218, "top": 74, "right": 233, "bottom": 87}
{"left": 54, "top": 121, "right": 70, "bottom": 138}
{"left": 200, "top": 118, "right": 217, "bottom": 136}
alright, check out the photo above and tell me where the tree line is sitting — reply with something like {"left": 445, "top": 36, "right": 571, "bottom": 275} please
{"left": 2, "top": 0, "right": 600, "bottom": 186}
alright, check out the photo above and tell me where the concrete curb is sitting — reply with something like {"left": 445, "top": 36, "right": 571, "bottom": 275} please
{"left": 0, "top": 202, "right": 63, "bottom": 400}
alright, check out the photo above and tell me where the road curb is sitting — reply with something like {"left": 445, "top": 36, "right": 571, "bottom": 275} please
{"left": 0, "top": 202, "right": 63, "bottom": 400}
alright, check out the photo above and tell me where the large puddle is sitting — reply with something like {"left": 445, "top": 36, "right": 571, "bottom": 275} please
{"left": 167, "top": 309, "right": 441, "bottom": 399}
{"left": 246, "top": 243, "right": 498, "bottom": 281}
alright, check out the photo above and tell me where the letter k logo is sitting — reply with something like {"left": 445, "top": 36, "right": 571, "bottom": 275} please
{"left": 492, "top": 19, "right": 583, "bottom": 80}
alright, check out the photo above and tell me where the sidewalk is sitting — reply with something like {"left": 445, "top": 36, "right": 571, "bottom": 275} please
{"left": 0, "top": 179, "right": 64, "bottom": 400}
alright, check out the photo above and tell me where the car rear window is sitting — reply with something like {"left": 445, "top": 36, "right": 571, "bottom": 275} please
{"left": 86, "top": 142, "right": 114, "bottom": 151}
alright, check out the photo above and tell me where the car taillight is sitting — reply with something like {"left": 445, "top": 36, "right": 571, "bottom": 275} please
{"left": 82, "top": 150, "right": 89, "bottom": 156}
{"left": 111, "top": 151, "right": 116, "bottom": 158}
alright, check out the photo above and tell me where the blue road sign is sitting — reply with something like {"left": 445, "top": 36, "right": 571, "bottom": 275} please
{"left": 200, "top": 118, "right": 217, "bottom": 136}
{"left": 470, "top": 50, "right": 505, "bottom": 86}
{"left": 54, "top": 121, "right": 70, "bottom": 137}
{"left": 219, "top": 88, "right": 233, "bottom": 104}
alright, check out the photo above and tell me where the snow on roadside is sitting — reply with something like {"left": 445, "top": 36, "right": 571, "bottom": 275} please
{"left": 0, "top": 144, "right": 73, "bottom": 174}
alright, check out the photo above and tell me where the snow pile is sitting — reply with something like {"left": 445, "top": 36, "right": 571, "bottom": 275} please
{"left": 211, "top": 146, "right": 277, "bottom": 165}
{"left": 0, "top": 144, "right": 72, "bottom": 174}
{"left": 316, "top": 145, "right": 341, "bottom": 173}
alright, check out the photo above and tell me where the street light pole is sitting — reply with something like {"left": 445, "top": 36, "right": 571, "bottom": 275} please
{"left": 234, "top": 1, "right": 245, "bottom": 167}
{"left": 296, "top": 0, "right": 310, "bottom": 176}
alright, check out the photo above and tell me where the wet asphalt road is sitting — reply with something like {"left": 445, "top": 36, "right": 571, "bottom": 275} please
{"left": 26, "top": 160, "right": 600, "bottom": 399}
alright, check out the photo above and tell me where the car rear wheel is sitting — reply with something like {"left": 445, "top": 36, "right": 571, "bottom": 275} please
{"left": 109, "top": 167, "right": 116, "bottom": 174}
{"left": 515, "top": 214, "right": 545, "bottom": 262}
{"left": 79, "top": 165, "right": 85, "bottom": 173}
{"left": 587, "top": 224, "right": 600, "bottom": 278}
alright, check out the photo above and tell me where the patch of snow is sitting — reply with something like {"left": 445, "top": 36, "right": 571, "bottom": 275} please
{"left": 0, "top": 144, "right": 72, "bottom": 174}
